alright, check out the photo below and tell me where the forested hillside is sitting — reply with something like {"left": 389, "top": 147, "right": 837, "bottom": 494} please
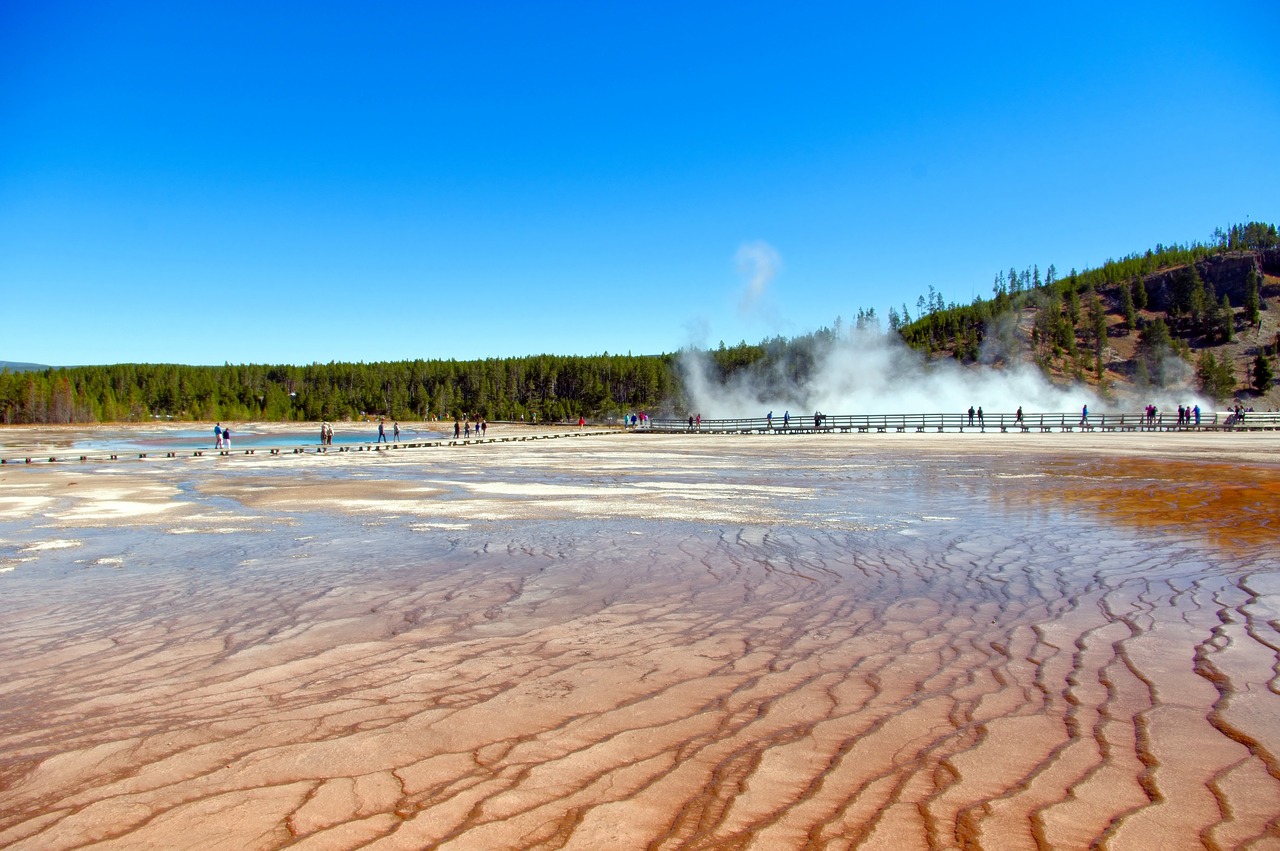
{"left": 0, "top": 354, "right": 677, "bottom": 425}
{"left": 892, "top": 221, "right": 1280, "bottom": 405}
{"left": 3, "top": 221, "right": 1277, "bottom": 424}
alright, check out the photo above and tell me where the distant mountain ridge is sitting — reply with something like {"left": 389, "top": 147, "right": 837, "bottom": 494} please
{"left": 0, "top": 361, "right": 52, "bottom": 373}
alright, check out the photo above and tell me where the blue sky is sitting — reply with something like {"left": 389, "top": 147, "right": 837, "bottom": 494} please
{"left": 2, "top": 1, "right": 1277, "bottom": 366}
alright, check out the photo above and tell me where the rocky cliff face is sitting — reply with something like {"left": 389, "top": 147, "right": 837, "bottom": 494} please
{"left": 1262, "top": 248, "right": 1280, "bottom": 276}
{"left": 1143, "top": 252, "right": 1263, "bottom": 310}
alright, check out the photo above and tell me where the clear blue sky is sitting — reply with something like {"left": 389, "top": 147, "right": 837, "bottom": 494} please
{"left": 2, "top": 1, "right": 1277, "bottom": 366}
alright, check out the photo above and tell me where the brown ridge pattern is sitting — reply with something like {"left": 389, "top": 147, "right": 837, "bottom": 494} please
{"left": 0, "top": 433, "right": 1277, "bottom": 849}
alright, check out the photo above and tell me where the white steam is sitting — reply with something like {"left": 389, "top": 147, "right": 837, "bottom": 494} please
{"left": 735, "top": 240, "right": 781, "bottom": 316}
{"left": 679, "top": 325, "right": 1209, "bottom": 418}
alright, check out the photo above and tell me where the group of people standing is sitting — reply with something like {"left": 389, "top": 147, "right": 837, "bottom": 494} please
{"left": 453, "top": 417, "right": 487, "bottom": 439}
{"left": 319, "top": 421, "right": 334, "bottom": 445}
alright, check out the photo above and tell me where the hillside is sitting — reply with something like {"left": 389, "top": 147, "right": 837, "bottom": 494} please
{"left": 898, "top": 224, "right": 1280, "bottom": 408}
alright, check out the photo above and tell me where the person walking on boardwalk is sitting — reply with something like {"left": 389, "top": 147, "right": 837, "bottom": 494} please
{"left": 1081, "top": 404, "right": 1089, "bottom": 425}
{"left": 783, "top": 411, "right": 790, "bottom": 429}
{"left": 320, "top": 421, "right": 328, "bottom": 445}
{"left": 325, "top": 422, "right": 333, "bottom": 445}
{"left": 377, "top": 419, "right": 388, "bottom": 443}
{"left": 579, "top": 415, "right": 586, "bottom": 429}
{"left": 1015, "top": 406, "right": 1024, "bottom": 425}
{"left": 766, "top": 411, "right": 773, "bottom": 429}
{"left": 214, "top": 422, "right": 223, "bottom": 449}
{"left": 222, "top": 425, "right": 231, "bottom": 449}
{"left": 454, "top": 419, "right": 461, "bottom": 439}
{"left": 393, "top": 421, "right": 400, "bottom": 442}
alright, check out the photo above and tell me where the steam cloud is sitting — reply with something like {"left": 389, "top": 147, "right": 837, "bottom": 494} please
{"left": 735, "top": 241, "right": 781, "bottom": 316}
{"left": 679, "top": 325, "right": 1209, "bottom": 419}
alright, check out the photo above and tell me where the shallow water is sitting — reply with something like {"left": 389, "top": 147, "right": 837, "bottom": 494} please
{"left": 0, "top": 422, "right": 447, "bottom": 455}
{"left": 0, "top": 433, "right": 1277, "bottom": 849}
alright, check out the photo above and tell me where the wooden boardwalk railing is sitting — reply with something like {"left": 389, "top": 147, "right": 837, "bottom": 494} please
{"left": 644, "top": 411, "right": 1280, "bottom": 435}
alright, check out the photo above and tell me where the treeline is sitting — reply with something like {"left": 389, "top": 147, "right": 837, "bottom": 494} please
{"left": 0, "top": 354, "right": 678, "bottom": 425}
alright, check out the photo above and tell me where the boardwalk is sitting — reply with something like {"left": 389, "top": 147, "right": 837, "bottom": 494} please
{"left": 645, "top": 410, "right": 1280, "bottom": 435}
{"left": 5, "top": 411, "right": 1279, "bottom": 466}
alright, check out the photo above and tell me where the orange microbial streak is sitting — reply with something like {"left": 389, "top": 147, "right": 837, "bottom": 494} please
{"left": 1032, "top": 457, "right": 1280, "bottom": 549}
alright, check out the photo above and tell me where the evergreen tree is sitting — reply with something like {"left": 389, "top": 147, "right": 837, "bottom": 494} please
{"left": 1137, "top": 318, "right": 1175, "bottom": 386}
{"left": 1244, "top": 265, "right": 1261, "bottom": 326}
{"left": 1119, "top": 278, "right": 1136, "bottom": 331}
{"left": 1087, "top": 286, "right": 1107, "bottom": 351}
{"left": 1217, "top": 294, "right": 1235, "bottom": 343}
{"left": 1254, "top": 352, "right": 1275, "bottom": 394}
{"left": 1131, "top": 276, "right": 1148, "bottom": 311}
{"left": 1134, "top": 358, "right": 1151, "bottom": 388}
{"left": 1196, "top": 350, "right": 1236, "bottom": 401}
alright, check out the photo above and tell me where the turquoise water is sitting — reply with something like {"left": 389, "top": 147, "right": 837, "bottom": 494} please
{"left": 62, "top": 424, "right": 449, "bottom": 452}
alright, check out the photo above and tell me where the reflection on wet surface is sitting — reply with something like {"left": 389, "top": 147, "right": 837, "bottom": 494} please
{"left": 0, "top": 434, "right": 1277, "bottom": 849}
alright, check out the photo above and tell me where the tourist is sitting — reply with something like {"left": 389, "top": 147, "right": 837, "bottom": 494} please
{"left": 377, "top": 419, "right": 387, "bottom": 443}
{"left": 1014, "top": 406, "right": 1023, "bottom": 424}
{"left": 222, "top": 425, "right": 231, "bottom": 449}
{"left": 967, "top": 406, "right": 975, "bottom": 426}
{"left": 214, "top": 422, "right": 223, "bottom": 449}
{"left": 393, "top": 421, "right": 400, "bottom": 442}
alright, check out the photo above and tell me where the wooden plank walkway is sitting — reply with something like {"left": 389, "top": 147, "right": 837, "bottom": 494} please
{"left": 6, "top": 411, "right": 1277, "bottom": 465}
{"left": 644, "top": 411, "right": 1280, "bottom": 435}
